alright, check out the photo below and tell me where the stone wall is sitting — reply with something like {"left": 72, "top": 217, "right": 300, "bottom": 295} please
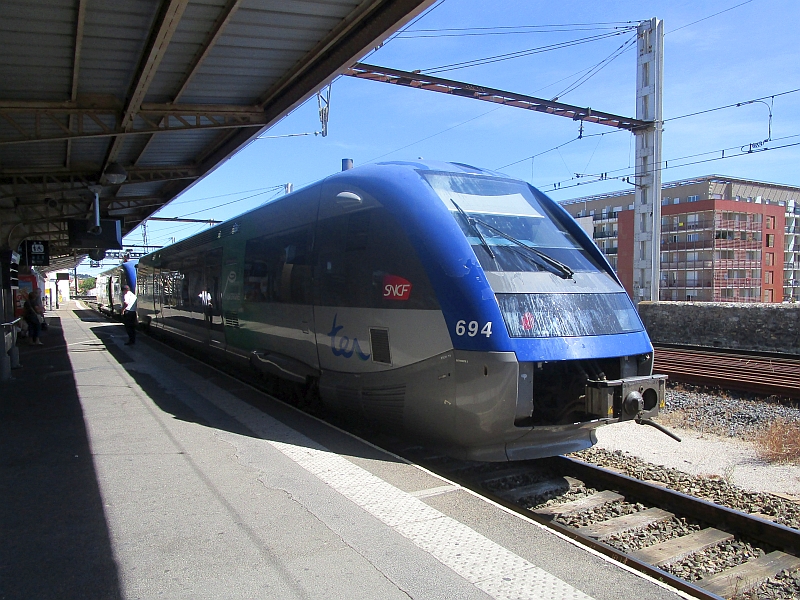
{"left": 637, "top": 301, "right": 800, "bottom": 355}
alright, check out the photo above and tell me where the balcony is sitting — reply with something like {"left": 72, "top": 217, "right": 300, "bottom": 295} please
{"left": 661, "top": 260, "right": 714, "bottom": 269}
{"left": 593, "top": 212, "right": 619, "bottom": 221}
{"left": 660, "top": 240, "right": 715, "bottom": 251}
{"left": 661, "top": 219, "right": 714, "bottom": 233}
{"left": 715, "top": 219, "right": 762, "bottom": 231}
{"left": 663, "top": 280, "right": 713, "bottom": 288}
{"left": 713, "top": 239, "right": 762, "bottom": 249}
{"left": 714, "top": 277, "right": 760, "bottom": 287}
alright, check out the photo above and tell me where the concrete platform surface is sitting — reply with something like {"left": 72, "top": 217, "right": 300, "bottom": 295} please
{"left": 1, "top": 302, "right": 689, "bottom": 599}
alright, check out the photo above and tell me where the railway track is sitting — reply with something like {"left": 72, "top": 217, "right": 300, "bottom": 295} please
{"left": 654, "top": 346, "right": 800, "bottom": 399}
{"left": 404, "top": 452, "right": 800, "bottom": 600}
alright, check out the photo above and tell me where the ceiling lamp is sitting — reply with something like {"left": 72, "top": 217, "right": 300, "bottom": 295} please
{"left": 104, "top": 163, "right": 128, "bottom": 185}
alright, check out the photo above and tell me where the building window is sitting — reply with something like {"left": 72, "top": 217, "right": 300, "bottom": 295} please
{"left": 766, "top": 234, "right": 775, "bottom": 247}
{"left": 688, "top": 195, "right": 699, "bottom": 202}
{"left": 765, "top": 271, "right": 774, "bottom": 284}
{"left": 766, "top": 215, "right": 775, "bottom": 229}
{"left": 687, "top": 233, "right": 699, "bottom": 242}
{"left": 766, "top": 252, "right": 775, "bottom": 266}
{"left": 764, "top": 289, "right": 773, "bottom": 303}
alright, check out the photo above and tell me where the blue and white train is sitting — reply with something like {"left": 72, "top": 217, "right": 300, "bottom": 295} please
{"left": 95, "top": 260, "right": 137, "bottom": 317}
{"left": 136, "top": 161, "right": 665, "bottom": 461}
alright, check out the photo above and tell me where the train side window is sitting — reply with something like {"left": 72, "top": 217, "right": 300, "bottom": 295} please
{"left": 315, "top": 207, "right": 439, "bottom": 309}
{"left": 243, "top": 228, "right": 313, "bottom": 304}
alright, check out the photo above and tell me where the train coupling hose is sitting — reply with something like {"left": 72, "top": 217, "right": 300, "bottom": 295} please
{"left": 635, "top": 413, "right": 682, "bottom": 442}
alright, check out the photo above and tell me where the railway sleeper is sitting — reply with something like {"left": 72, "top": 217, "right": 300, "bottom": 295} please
{"left": 535, "top": 490, "right": 624, "bottom": 519}
{"left": 630, "top": 528, "right": 734, "bottom": 566}
{"left": 496, "top": 476, "right": 582, "bottom": 503}
{"left": 576, "top": 507, "right": 673, "bottom": 541}
{"left": 698, "top": 550, "right": 800, "bottom": 598}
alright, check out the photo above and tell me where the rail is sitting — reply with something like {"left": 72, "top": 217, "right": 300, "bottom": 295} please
{"left": 407, "top": 450, "right": 800, "bottom": 600}
{"left": 653, "top": 345, "right": 800, "bottom": 398}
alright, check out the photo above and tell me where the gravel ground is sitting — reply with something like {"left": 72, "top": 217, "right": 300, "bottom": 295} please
{"left": 587, "top": 387, "right": 800, "bottom": 497}
{"left": 565, "top": 386, "right": 800, "bottom": 599}
{"left": 661, "top": 386, "right": 800, "bottom": 439}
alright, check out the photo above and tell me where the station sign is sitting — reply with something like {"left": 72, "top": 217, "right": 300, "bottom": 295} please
{"left": 23, "top": 240, "right": 49, "bottom": 266}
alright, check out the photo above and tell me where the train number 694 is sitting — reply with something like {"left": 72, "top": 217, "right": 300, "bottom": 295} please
{"left": 455, "top": 320, "right": 492, "bottom": 338}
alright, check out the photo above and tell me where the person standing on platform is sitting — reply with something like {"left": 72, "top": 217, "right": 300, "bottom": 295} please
{"left": 23, "top": 288, "right": 44, "bottom": 345}
{"left": 122, "top": 285, "right": 137, "bottom": 345}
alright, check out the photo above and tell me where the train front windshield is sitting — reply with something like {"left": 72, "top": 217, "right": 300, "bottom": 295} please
{"left": 422, "top": 171, "right": 604, "bottom": 275}
{"left": 423, "top": 171, "right": 643, "bottom": 338}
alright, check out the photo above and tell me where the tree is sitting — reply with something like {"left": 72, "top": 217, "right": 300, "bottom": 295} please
{"left": 78, "top": 276, "right": 96, "bottom": 295}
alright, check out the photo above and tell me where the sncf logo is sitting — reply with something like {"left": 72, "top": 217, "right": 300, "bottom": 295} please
{"left": 383, "top": 274, "right": 412, "bottom": 301}
{"left": 521, "top": 312, "right": 535, "bottom": 331}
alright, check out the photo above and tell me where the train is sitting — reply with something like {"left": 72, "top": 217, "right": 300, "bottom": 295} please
{"left": 95, "top": 260, "right": 137, "bottom": 317}
{"left": 135, "top": 161, "right": 666, "bottom": 461}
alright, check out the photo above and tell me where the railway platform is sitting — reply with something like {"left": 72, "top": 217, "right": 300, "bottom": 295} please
{"left": 1, "top": 301, "right": 689, "bottom": 600}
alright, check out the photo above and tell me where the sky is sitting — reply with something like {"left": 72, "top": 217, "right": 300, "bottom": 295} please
{"left": 85, "top": 0, "right": 800, "bottom": 273}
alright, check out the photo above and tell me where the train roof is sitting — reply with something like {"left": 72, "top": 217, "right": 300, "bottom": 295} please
{"left": 140, "top": 161, "right": 523, "bottom": 263}
{"left": 97, "top": 261, "right": 138, "bottom": 278}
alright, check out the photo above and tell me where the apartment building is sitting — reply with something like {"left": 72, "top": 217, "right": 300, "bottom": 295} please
{"left": 560, "top": 175, "right": 800, "bottom": 302}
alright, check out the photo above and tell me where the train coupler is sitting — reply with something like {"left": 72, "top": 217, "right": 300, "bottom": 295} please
{"left": 584, "top": 374, "right": 667, "bottom": 421}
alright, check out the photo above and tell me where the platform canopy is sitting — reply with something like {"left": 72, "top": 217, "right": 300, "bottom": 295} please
{"left": 0, "top": 0, "right": 431, "bottom": 271}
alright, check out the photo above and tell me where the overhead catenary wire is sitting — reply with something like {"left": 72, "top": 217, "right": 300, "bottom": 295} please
{"left": 665, "top": 87, "right": 800, "bottom": 123}
{"left": 495, "top": 129, "right": 624, "bottom": 171}
{"left": 550, "top": 33, "right": 637, "bottom": 100}
{"left": 420, "top": 30, "right": 632, "bottom": 74}
{"left": 667, "top": 0, "right": 757, "bottom": 35}
{"left": 173, "top": 186, "right": 284, "bottom": 219}
{"left": 536, "top": 134, "right": 800, "bottom": 195}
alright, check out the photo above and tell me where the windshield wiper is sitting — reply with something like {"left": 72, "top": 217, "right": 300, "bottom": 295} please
{"left": 451, "top": 200, "right": 495, "bottom": 259}
{"left": 467, "top": 214, "right": 574, "bottom": 280}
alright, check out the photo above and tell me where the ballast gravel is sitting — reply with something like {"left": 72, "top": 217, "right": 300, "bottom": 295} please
{"left": 561, "top": 386, "right": 800, "bottom": 600}
{"left": 662, "top": 386, "right": 800, "bottom": 438}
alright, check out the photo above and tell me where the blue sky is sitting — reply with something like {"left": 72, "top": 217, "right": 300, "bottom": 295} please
{"left": 88, "top": 0, "right": 800, "bottom": 272}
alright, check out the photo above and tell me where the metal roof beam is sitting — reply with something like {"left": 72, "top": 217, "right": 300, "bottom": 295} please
{"left": 0, "top": 105, "right": 266, "bottom": 145}
{"left": 66, "top": 0, "right": 87, "bottom": 168}
{"left": 133, "top": 0, "right": 244, "bottom": 168}
{"left": 0, "top": 167, "right": 198, "bottom": 201}
{"left": 102, "top": 0, "right": 191, "bottom": 169}
{"left": 345, "top": 63, "right": 651, "bottom": 131}
{"left": 197, "top": 0, "right": 435, "bottom": 181}
{"left": 0, "top": 101, "right": 263, "bottom": 114}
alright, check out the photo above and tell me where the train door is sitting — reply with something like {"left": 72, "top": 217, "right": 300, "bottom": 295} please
{"left": 240, "top": 186, "right": 319, "bottom": 373}
{"left": 181, "top": 254, "right": 210, "bottom": 342}
{"left": 242, "top": 227, "right": 317, "bottom": 370}
{"left": 152, "top": 267, "right": 164, "bottom": 327}
{"left": 204, "top": 247, "right": 225, "bottom": 348}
